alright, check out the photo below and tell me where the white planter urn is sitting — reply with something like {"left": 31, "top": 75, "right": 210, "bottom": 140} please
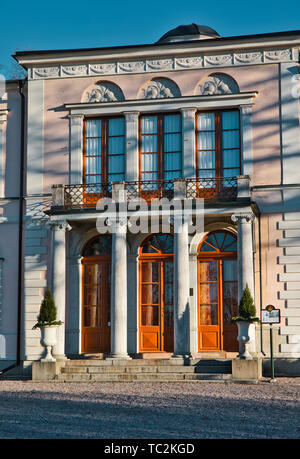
{"left": 236, "top": 320, "right": 252, "bottom": 359}
{"left": 41, "top": 325, "right": 58, "bottom": 362}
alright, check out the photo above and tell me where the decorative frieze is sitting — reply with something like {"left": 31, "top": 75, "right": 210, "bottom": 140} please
{"left": 28, "top": 47, "right": 297, "bottom": 80}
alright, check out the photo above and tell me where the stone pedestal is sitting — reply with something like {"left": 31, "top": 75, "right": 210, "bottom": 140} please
{"left": 32, "top": 361, "right": 65, "bottom": 381}
{"left": 232, "top": 358, "right": 262, "bottom": 382}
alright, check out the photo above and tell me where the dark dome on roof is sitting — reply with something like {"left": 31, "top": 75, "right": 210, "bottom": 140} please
{"left": 157, "top": 24, "right": 220, "bottom": 43}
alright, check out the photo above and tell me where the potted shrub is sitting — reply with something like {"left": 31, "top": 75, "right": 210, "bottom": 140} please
{"left": 33, "top": 289, "right": 63, "bottom": 362}
{"left": 232, "top": 284, "right": 260, "bottom": 359}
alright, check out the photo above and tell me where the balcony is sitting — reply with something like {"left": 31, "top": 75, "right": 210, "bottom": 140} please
{"left": 50, "top": 176, "right": 251, "bottom": 212}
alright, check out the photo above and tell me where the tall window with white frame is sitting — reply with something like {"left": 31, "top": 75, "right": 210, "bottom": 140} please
{"left": 140, "top": 113, "right": 182, "bottom": 183}
{"left": 84, "top": 117, "right": 125, "bottom": 189}
{"left": 196, "top": 109, "right": 241, "bottom": 187}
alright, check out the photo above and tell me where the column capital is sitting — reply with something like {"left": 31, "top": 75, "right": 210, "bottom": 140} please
{"left": 181, "top": 107, "right": 197, "bottom": 119}
{"left": 231, "top": 212, "right": 255, "bottom": 224}
{"left": 67, "top": 254, "right": 82, "bottom": 265}
{"left": 241, "top": 105, "right": 253, "bottom": 115}
{"left": 123, "top": 111, "right": 139, "bottom": 121}
{"left": 0, "top": 110, "right": 9, "bottom": 124}
{"left": 48, "top": 220, "right": 72, "bottom": 232}
{"left": 106, "top": 217, "right": 130, "bottom": 232}
{"left": 169, "top": 214, "right": 193, "bottom": 226}
{"left": 68, "top": 114, "right": 84, "bottom": 126}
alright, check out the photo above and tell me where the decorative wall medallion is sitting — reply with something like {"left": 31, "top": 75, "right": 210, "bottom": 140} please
{"left": 198, "top": 74, "right": 239, "bottom": 96}
{"left": 83, "top": 82, "right": 124, "bottom": 103}
{"left": 89, "top": 63, "right": 116, "bottom": 74}
{"left": 146, "top": 59, "right": 173, "bottom": 71}
{"left": 118, "top": 61, "right": 145, "bottom": 73}
{"left": 234, "top": 52, "right": 262, "bottom": 64}
{"left": 61, "top": 65, "right": 88, "bottom": 76}
{"left": 176, "top": 57, "right": 203, "bottom": 68}
{"left": 264, "top": 49, "right": 292, "bottom": 62}
{"left": 204, "top": 54, "right": 233, "bottom": 67}
{"left": 34, "top": 66, "right": 59, "bottom": 78}
{"left": 140, "top": 78, "right": 180, "bottom": 99}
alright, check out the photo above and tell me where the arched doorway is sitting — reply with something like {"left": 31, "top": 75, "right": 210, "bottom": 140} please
{"left": 198, "top": 230, "right": 238, "bottom": 352}
{"left": 81, "top": 235, "right": 112, "bottom": 353}
{"left": 139, "top": 234, "right": 174, "bottom": 352}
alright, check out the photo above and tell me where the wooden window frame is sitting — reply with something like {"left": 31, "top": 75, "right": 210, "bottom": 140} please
{"left": 195, "top": 108, "right": 242, "bottom": 182}
{"left": 139, "top": 112, "right": 183, "bottom": 183}
{"left": 83, "top": 115, "right": 125, "bottom": 185}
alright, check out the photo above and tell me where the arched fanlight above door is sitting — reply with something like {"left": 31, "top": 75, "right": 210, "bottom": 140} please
{"left": 199, "top": 231, "right": 237, "bottom": 253}
{"left": 140, "top": 234, "right": 174, "bottom": 254}
{"left": 82, "top": 235, "right": 112, "bottom": 257}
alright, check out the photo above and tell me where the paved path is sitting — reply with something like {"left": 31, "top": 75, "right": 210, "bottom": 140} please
{"left": 0, "top": 379, "right": 299, "bottom": 439}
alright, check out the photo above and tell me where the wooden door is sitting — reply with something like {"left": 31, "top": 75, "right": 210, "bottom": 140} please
{"left": 197, "top": 231, "right": 238, "bottom": 352}
{"left": 139, "top": 258, "right": 174, "bottom": 352}
{"left": 198, "top": 259, "right": 221, "bottom": 350}
{"left": 82, "top": 260, "right": 111, "bottom": 353}
{"left": 198, "top": 258, "right": 238, "bottom": 352}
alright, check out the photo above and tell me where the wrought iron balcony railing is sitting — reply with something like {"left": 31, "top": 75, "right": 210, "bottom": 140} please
{"left": 51, "top": 176, "right": 250, "bottom": 211}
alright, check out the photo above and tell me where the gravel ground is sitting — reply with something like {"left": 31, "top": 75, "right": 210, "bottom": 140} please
{"left": 0, "top": 378, "right": 299, "bottom": 439}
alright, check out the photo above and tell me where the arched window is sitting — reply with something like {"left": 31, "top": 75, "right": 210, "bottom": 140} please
{"left": 140, "top": 234, "right": 174, "bottom": 254}
{"left": 199, "top": 231, "right": 237, "bottom": 253}
{"left": 82, "top": 235, "right": 112, "bottom": 257}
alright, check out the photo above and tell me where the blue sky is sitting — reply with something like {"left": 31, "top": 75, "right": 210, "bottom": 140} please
{"left": 1, "top": 0, "right": 300, "bottom": 78}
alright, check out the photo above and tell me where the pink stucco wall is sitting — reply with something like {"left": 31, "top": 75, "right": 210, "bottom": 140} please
{"left": 42, "top": 63, "right": 281, "bottom": 192}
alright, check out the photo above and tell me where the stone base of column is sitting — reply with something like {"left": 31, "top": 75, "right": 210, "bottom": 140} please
{"left": 171, "top": 353, "right": 192, "bottom": 359}
{"left": 106, "top": 353, "right": 132, "bottom": 361}
{"left": 52, "top": 354, "right": 69, "bottom": 362}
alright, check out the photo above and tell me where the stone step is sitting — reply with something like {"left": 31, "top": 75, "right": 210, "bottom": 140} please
{"left": 55, "top": 372, "right": 232, "bottom": 382}
{"left": 64, "top": 358, "right": 232, "bottom": 367}
{"left": 61, "top": 364, "right": 231, "bottom": 375}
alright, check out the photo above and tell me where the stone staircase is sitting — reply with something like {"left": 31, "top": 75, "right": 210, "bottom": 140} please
{"left": 55, "top": 358, "right": 232, "bottom": 382}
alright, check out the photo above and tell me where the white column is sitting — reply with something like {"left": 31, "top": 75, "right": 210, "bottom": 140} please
{"left": 107, "top": 218, "right": 131, "bottom": 359}
{"left": 172, "top": 215, "right": 191, "bottom": 357}
{"left": 68, "top": 254, "right": 82, "bottom": 355}
{"left": 124, "top": 111, "right": 139, "bottom": 182}
{"left": 50, "top": 221, "right": 71, "bottom": 360}
{"left": 181, "top": 108, "right": 197, "bottom": 178}
{"left": 231, "top": 213, "right": 255, "bottom": 301}
{"left": 69, "top": 114, "right": 84, "bottom": 185}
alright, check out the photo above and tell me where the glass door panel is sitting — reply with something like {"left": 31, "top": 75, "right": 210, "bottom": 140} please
{"left": 139, "top": 258, "right": 174, "bottom": 352}
{"left": 139, "top": 261, "right": 161, "bottom": 351}
{"left": 198, "top": 260, "right": 220, "bottom": 350}
{"left": 163, "top": 260, "right": 174, "bottom": 352}
{"left": 82, "top": 261, "right": 111, "bottom": 353}
{"left": 222, "top": 259, "right": 238, "bottom": 351}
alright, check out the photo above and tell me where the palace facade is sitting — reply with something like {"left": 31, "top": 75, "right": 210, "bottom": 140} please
{"left": 1, "top": 24, "right": 300, "bottom": 376}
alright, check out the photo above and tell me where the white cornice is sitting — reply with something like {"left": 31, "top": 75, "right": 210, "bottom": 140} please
{"left": 20, "top": 46, "right": 299, "bottom": 81}
{"left": 65, "top": 92, "right": 258, "bottom": 116}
